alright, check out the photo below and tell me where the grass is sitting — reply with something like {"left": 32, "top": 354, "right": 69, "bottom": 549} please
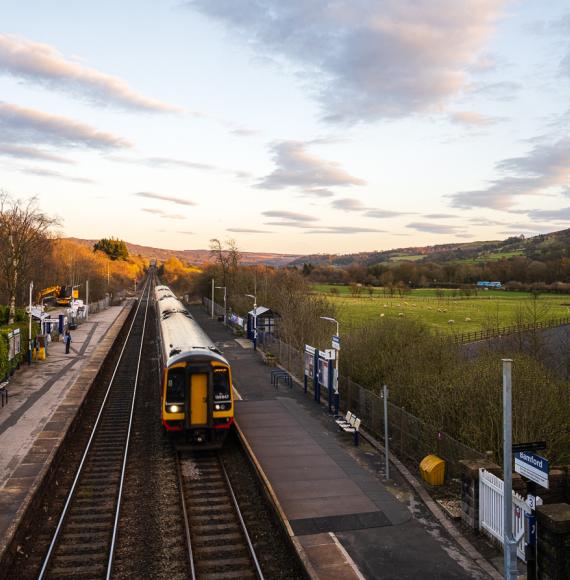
{"left": 312, "top": 285, "right": 570, "bottom": 334}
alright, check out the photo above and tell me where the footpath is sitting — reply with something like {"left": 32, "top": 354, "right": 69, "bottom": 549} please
{"left": 190, "top": 305, "right": 496, "bottom": 580}
{"left": 0, "top": 302, "right": 131, "bottom": 566}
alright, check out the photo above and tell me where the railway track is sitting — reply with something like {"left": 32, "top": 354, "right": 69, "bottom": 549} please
{"left": 37, "top": 281, "right": 151, "bottom": 580}
{"left": 177, "top": 451, "right": 264, "bottom": 580}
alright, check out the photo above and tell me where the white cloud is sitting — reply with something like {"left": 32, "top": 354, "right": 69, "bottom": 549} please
{"left": 0, "top": 144, "right": 74, "bottom": 164}
{"left": 262, "top": 210, "right": 317, "bottom": 222}
{"left": 0, "top": 34, "right": 181, "bottom": 113}
{"left": 449, "top": 138, "right": 570, "bottom": 210}
{"left": 449, "top": 110, "right": 499, "bottom": 127}
{"left": 332, "top": 198, "right": 367, "bottom": 211}
{"left": 257, "top": 141, "right": 365, "bottom": 190}
{"left": 0, "top": 102, "right": 130, "bottom": 149}
{"left": 134, "top": 192, "right": 196, "bottom": 206}
{"left": 407, "top": 222, "right": 459, "bottom": 234}
{"left": 190, "top": 0, "right": 507, "bottom": 122}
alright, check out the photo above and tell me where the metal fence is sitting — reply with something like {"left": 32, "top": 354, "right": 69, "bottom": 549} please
{"left": 257, "top": 332, "right": 484, "bottom": 478}
{"left": 87, "top": 296, "right": 111, "bottom": 316}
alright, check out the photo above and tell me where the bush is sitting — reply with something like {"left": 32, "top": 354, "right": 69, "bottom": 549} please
{"left": 0, "top": 321, "right": 35, "bottom": 380}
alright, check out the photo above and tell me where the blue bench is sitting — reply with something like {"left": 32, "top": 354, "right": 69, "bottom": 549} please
{"left": 0, "top": 380, "right": 8, "bottom": 408}
{"left": 271, "top": 369, "right": 292, "bottom": 390}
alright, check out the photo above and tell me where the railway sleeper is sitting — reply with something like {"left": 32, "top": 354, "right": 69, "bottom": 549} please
{"left": 200, "top": 570, "right": 256, "bottom": 580}
{"left": 197, "top": 532, "right": 242, "bottom": 543}
{"left": 55, "top": 541, "right": 108, "bottom": 554}
{"left": 191, "top": 522, "right": 240, "bottom": 534}
{"left": 48, "top": 563, "right": 106, "bottom": 578}
{"left": 196, "top": 544, "right": 248, "bottom": 555}
{"left": 198, "top": 556, "right": 252, "bottom": 569}
{"left": 190, "top": 513, "right": 235, "bottom": 523}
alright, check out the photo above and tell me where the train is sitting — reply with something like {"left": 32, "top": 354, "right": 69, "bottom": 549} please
{"left": 155, "top": 284, "right": 234, "bottom": 448}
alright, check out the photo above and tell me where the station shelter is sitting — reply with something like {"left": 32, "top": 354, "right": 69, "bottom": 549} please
{"left": 246, "top": 306, "right": 280, "bottom": 341}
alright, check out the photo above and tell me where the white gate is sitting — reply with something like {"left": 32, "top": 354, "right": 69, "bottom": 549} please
{"left": 479, "top": 468, "right": 530, "bottom": 561}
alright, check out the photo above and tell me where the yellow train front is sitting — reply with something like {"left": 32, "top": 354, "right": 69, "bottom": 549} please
{"left": 156, "top": 285, "right": 234, "bottom": 448}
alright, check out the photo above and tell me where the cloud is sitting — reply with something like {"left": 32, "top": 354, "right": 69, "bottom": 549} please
{"left": 263, "top": 221, "right": 315, "bottom": 229}
{"left": 112, "top": 155, "right": 251, "bottom": 179}
{"left": 257, "top": 140, "right": 365, "bottom": 190}
{"left": 407, "top": 222, "right": 459, "bottom": 234}
{"left": 332, "top": 197, "right": 367, "bottom": 211}
{"left": 176, "top": 230, "right": 195, "bottom": 235}
{"left": 449, "top": 110, "right": 499, "bottom": 127}
{"left": 24, "top": 166, "right": 95, "bottom": 183}
{"left": 141, "top": 207, "right": 185, "bottom": 219}
{"left": 262, "top": 210, "right": 317, "bottom": 222}
{"left": 227, "top": 227, "right": 272, "bottom": 233}
{"left": 526, "top": 207, "right": 570, "bottom": 221}
{"left": 468, "top": 80, "right": 520, "bottom": 101}
{"left": 304, "top": 226, "right": 384, "bottom": 234}
{"left": 0, "top": 34, "right": 181, "bottom": 113}
{"left": 302, "top": 187, "right": 334, "bottom": 197}
{"left": 424, "top": 213, "right": 458, "bottom": 219}
{"left": 134, "top": 191, "right": 196, "bottom": 206}
{"left": 230, "top": 127, "right": 258, "bottom": 137}
{"left": 190, "top": 0, "right": 507, "bottom": 122}
{"left": 449, "top": 138, "right": 570, "bottom": 210}
{"left": 0, "top": 102, "right": 130, "bottom": 149}
{"left": 365, "top": 209, "right": 409, "bottom": 218}
{"left": 0, "top": 144, "right": 74, "bottom": 164}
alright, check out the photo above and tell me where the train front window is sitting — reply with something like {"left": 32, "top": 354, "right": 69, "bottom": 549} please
{"left": 213, "top": 367, "right": 231, "bottom": 402}
{"left": 166, "top": 368, "right": 185, "bottom": 403}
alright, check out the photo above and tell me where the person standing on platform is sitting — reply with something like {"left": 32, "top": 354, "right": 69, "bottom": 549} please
{"left": 64, "top": 330, "right": 72, "bottom": 354}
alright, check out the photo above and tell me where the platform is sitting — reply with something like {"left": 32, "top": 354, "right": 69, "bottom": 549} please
{"left": 0, "top": 302, "right": 132, "bottom": 568}
{"left": 191, "top": 306, "right": 491, "bottom": 580}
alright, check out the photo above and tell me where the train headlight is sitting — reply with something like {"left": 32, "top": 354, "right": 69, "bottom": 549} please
{"left": 214, "top": 402, "right": 231, "bottom": 411}
{"left": 168, "top": 405, "right": 180, "bottom": 413}
{"left": 214, "top": 404, "right": 221, "bottom": 410}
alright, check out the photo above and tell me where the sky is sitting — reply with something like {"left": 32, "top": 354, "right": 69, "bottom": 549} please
{"left": 0, "top": 1, "right": 569, "bottom": 255}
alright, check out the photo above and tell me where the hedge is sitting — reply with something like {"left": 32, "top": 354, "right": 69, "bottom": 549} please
{"left": 0, "top": 321, "right": 38, "bottom": 381}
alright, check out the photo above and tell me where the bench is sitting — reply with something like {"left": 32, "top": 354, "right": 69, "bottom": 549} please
{"left": 335, "top": 411, "right": 361, "bottom": 445}
{"left": 0, "top": 380, "right": 8, "bottom": 408}
{"left": 271, "top": 369, "right": 292, "bottom": 390}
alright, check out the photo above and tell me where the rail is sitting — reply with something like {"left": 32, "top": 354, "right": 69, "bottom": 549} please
{"left": 177, "top": 451, "right": 264, "bottom": 580}
{"left": 37, "top": 278, "right": 151, "bottom": 579}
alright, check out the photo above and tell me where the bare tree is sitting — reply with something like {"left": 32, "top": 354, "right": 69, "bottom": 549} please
{"left": 209, "top": 238, "right": 230, "bottom": 287}
{"left": 0, "top": 193, "right": 58, "bottom": 323}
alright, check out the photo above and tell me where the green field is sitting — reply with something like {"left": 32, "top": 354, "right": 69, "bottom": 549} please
{"left": 313, "top": 285, "right": 570, "bottom": 334}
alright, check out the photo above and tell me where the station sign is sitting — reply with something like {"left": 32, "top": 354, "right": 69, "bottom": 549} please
{"left": 332, "top": 335, "right": 340, "bottom": 350}
{"left": 514, "top": 451, "right": 549, "bottom": 489}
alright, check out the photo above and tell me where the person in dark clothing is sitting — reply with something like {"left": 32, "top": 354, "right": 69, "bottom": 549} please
{"left": 64, "top": 330, "right": 72, "bottom": 354}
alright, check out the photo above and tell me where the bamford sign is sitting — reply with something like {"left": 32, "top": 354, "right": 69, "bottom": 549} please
{"left": 514, "top": 451, "right": 549, "bottom": 489}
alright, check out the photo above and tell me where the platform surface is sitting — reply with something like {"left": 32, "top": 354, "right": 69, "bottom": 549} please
{"left": 0, "top": 303, "right": 130, "bottom": 564}
{"left": 192, "top": 306, "right": 489, "bottom": 580}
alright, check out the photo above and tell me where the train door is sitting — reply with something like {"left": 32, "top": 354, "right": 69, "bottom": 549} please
{"left": 189, "top": 373, "right": 208, "bottom": 426}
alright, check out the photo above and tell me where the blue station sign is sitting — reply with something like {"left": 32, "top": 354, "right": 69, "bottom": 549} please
{"left": 514, "top": 451, "right": 549, "bottom": 489}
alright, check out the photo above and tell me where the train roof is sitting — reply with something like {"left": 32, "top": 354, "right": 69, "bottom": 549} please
{"left": 155, "top": 284, "right": 229, "bottom": 367}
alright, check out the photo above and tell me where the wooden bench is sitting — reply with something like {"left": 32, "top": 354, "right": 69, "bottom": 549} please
{"left": 0, "top": 380, "right": 8, "bottom": 408}
{"left": 335, "top": 411, "right": 361, "bottom": 445}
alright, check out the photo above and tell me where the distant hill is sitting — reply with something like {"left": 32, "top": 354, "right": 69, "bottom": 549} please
{"left": 66, "top": 238, "right": 301, "bottom": 267}
{"left": 290, "top": 228, "right": 570, "bottom": 268}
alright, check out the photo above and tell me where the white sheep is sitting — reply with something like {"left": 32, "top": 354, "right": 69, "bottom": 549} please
{"left": 380, "top": 313, "right": 385, "bottom": 317}
{"left": 398, "top": 312, "right": 404, "bottom": 316}
{"left": 465, "top": 317, "right": 471, "bottom": 322}
{"left": 448, "top": 319, "right": 455, "bottom": 324}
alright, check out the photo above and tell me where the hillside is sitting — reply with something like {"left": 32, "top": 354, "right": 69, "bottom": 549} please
{"left": 66, "top": 238, "right": 301, "bottom": 267}
{"left": 291, "top": 228, "right": 570, "bottom": 268}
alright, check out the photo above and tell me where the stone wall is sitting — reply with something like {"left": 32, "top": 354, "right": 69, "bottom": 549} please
{"left": 536, "top": 503, "right": 570, "bottom": 580}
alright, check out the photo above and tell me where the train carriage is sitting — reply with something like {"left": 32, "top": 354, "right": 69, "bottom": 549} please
{"left": 155, "top": 284, "right": 234, "bottom": 448}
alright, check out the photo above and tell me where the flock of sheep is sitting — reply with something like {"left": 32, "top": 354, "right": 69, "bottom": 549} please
{"left": 379, "top": 302, "right": 472, "bottom": 324}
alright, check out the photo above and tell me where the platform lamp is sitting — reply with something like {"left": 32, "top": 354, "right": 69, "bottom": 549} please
{"left": 320, "top": 316, "right": 340, "bottom": 415}
{"left": 245, "top": 293, "right": 257, "bottom": 350}
{"left": 215, "top": 286, "right": 227, "bottom": 325}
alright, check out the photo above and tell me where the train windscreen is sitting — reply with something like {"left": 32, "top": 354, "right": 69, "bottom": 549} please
{"left": 213, "top": 367, "right": 231, "bottom": 402}
{"left": 166, "top": 368, "right": 185, "bottom": 403}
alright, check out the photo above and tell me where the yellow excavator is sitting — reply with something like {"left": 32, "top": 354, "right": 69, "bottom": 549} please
{"left": 37, "top": 285, "right": 79, "bottom": 306}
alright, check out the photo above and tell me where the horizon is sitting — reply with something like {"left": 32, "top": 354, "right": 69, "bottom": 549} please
{"left": 1, "top": 2, "right": 569, "bottom": 254}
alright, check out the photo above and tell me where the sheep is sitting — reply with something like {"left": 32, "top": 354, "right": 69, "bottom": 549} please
{"left": 398, "top": 312, "right": 404, "bottom": 316}
{"left": 465, "top": 317, "right": 471, "bottom": 322}
{"left": 380, "top": 313, "right": 385, "bottom": 317}
{"left": 448, "top": 319, "right": 455, "bottom": 324}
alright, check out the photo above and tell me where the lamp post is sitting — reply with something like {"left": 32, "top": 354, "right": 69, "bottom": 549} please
{"left": 28, "top": 281, "right": 34, "bottom": 365}
{"left": 215, "top": 286, "right": 227, "bottom": 325}
{"left": 320, "top": 316, "right": 340, "bottom": 414}
{"left": 245, "top": 293, "right": 257, "bottom": 350}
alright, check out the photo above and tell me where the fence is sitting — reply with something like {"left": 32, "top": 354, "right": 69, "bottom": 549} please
{"left": 257, "top": 331, "right": 484, "bottom": 478}
{"left": 453, "top": 316, "right": 570, "bottom": 344}
{"left": 479, "top": 468, "right": 529, "bottom": 561}
{"left": 86, "top": 296, "right": 111, "bottom": 316}
{"left": 203, "top": 297, "right": 226, "bottom": 320}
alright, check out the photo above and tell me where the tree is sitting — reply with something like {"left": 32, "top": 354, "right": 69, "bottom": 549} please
{"left": 93, "top": 237, "right": 129, "bottom": 261}
{"left": 0, "top": 193, "right": 58, "bottom": 324}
